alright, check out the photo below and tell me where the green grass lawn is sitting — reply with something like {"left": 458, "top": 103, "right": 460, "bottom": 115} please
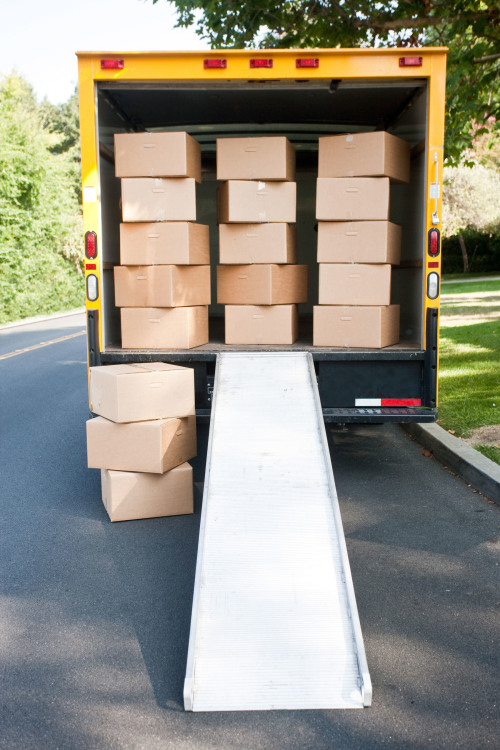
{"left": 442, "top": 272, "right": 500, "bottom": 282}
{"left": 438, "top": 278, "right": 500, "bottom": 464}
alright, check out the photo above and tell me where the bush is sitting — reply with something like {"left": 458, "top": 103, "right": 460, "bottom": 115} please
{"left": 442, "top": 230, "right": 500, "bottom": 274}
{"left": 0, "top": 72, "right": 84, "bottom": 324}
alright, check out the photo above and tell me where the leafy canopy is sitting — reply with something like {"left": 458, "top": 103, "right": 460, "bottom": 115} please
{"left": 0, "top": 73, "right": 83, "bottom": 323}
{"left": 154, "top": 0, "right": 500, "bottom": 162}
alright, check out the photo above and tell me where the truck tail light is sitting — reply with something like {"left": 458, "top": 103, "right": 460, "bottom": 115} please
{"left": 427, "top": 272, "right": 439, "bottom": 300}
{"left": 399, "top": 56, "right": 423, "bottom": 67}
{"left": 86, "top": 274, "right": 99, "bottom": 302}
{"left": 296, "top": 58, "right": 319, "bottom": 69}
{"left": 250, "top": 58, "right": 273, "bottom": 69}
{"left": 101, "top": 59, "right": 124, "bottom": 70}
{"left": 428, "top": 228, "right": 440, "bottom": 257}
{"left": 355, "top": 398, "right": 422, "bottom": 407}
{"left": 85, "top": 230, "right": 98, "bottom": 260}
{"left": 204, "top": 59, "right": 227, "bottom": 69}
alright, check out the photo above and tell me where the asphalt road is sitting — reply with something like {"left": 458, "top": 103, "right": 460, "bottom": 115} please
{"left": 1, "top": 314, "right": 499, "bottom": 750}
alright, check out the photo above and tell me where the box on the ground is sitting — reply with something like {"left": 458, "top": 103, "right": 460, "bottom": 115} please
{"left": 89, "top": 362, "right": 195, "bottom": 423}
{"left": 316, "top": 177, "right": 390, "bottom": 221}
{"left": 114, "top": 265, "right": 211, "bottom": 308}
{"left": 120, "top": 222, "right": 210, "bottom": 265}
{"left": 313, "top": 305, "right": 400, "bottom": 348}
{"left": 317, "top": 221, "right": 401, "bottom": 264}
{"left": 217, "top": 264, "right": 307, "bottom": 305}
{"left": 219, "top": 223, "right": 297, "bottom": 264}
{"left": 318, "top": 263, "right": 391, "bottom": 306}
{"left": 225, "top": 305, "right": 298, "bottom": 345}
{"left": 218, "top": 181, "right": 296, "bottom": 223}
{"left": 216, "top": 137, "right": 295, "bottom": 181}
{"left": 87, "top": 415, "right": 196, "bottom": 473}
{"left": 114, "top": 132, "right": 201, "bottom": 182}
{"left": 120, "top": 306, "right": 209, "bottom": 349}
{"left": 121, "top": 178, "right": 197, "bottom": 222}
{"left": 318, "top": 131, "right": 410, "bottom": 183}
{"left": 101, "top": 463, "right": 194, "bottom": 522}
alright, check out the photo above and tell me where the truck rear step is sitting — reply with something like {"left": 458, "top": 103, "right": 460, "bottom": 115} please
{"left": 184, "top": 352, "right": 371, "bottom": 711}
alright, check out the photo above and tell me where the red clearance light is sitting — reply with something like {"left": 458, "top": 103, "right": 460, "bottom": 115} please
{"left": 428, "top": 228, "right": 440, "bottom": 257}
{"left": 296, "top": 58, "right": 319, "bottom": 69}
{"left": 204, "top": 59, "right": 227, "bottom": 69}
{"left": 381, "top": 399, "right": 422, "bottom": 407}
{"left": 86, "top": 263, "right": 97, "bottom": 271}
{"left": 85, "top": 230, "right": 98, "bottom": 260}
{"left": 399, "top": 56, "right": 423, "bottom": 67}
{"left": 428, "top": 261, "right": 439, "bottom": 268}
{"left": 250, "top": 58, "right": 273, "bottom": 69}
{"left": 101, "top": 59, "right": 124, "bottom": 70}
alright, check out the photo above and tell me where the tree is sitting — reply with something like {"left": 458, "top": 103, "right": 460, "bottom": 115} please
{"left": 154, "top": 0, "right": 500, "bottom": 163}
{"left": 40, "top": 89, "right": 82, "bottom": 203}
{"left": 0, "top": 73, "right": 83, "bottom": 323}
{"left": 443, "top": 163, "right": 500, "bottom": 271}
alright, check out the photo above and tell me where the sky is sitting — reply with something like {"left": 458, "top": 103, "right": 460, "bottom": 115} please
{"left": 0, "top": 0, "right": 209, "bottom": 104}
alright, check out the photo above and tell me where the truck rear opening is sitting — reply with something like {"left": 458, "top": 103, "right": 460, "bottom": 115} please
{"left": 78, "top": 49, "right": 446, "bottom": 422}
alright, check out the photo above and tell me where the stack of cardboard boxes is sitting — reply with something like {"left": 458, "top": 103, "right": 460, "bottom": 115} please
{"left": 314, "top": 132, "right": 410, "bottom": 348}
{"left": 86, "top": 363, "right": 197, "bottom": 522}
{"left": 114, "top": 132, "right": 211, "bottom": 349}
{"left": 215, "top": 137, "right": 308, "bottom": 344}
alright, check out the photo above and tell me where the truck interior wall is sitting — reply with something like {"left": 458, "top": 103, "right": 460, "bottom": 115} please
{"left": 388, "top": 88, "right": 428, "bottom": 345}
{"left": 97, "top": 91, "right": 125, "bottom": 348}
{"left": 96, "top": 80, "right": 428, "bottom": 351}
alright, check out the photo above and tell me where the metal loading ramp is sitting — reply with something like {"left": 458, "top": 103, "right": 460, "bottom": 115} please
{"left": 184, "top": 352, "right": 371, "bottom": 711}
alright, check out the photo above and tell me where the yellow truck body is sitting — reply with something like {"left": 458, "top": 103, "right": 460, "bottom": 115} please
{"left": 77, "top": 47, "right": 447, "bottom": 423}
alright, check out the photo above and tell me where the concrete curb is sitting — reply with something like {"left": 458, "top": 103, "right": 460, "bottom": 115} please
{"left": 402, "top": 422, "right": 500, "bottom": 503}
{"left": 0, "top": 308, "right": 86, "bottom": 331}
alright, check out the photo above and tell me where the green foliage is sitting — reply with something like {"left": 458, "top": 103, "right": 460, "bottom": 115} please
{"left": 442, "top": 231, "right": 500, "bottom": 274}
{"left": 443, "top": 164, "right": 500, "bottom": 236}
{"left": 0, "top": 244, "right": 85, "bottom": 322}
{"left": 441, "top": 121, "right": 500, "bottom": 274}
{"left": 40, "top": 89, "right": 82, "bottom": 205}
{"left": 156, "top": 0, "right": 500, "bottom": 162}
{"left": 0, "top": 73, "right": 83, "bottom": 324}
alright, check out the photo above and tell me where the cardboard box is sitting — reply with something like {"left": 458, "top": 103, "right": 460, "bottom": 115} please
{"left": 89, "top": 362, "right": 195, "bottom": 423}
{"left": 225, "top": 305, "right": 298, "bottom": 345}
{"left": 316, "top": 177, "right": 390, "bottom": 221}
{"left": 217, "top": 137, "right": 295, "bottom": 181}
{"left": 121, "top": 306, "right": 209, "bottom": 349}
{"left": 114, "top": 132, "right": 201, "bottom": 182}
{"left": 219, "top": 223, "right": 297, "bottom": 264}
{"left": 120, "top": 222, "right": 210, "bottom": 265}
{"left": 101, "top": 463, "right": 194, "bottom": 522}
{"left": 218, "top": 181, "right": 296, "bottom": 223}
{"left": 318, "top": 132, "right": 410, "bottom": 183}
{"left": 313, "top": 305, "right": 400, "bottom": 348}
{"left": 114, "top": 265, "right": 211, "bottom": 308}
{"left": 317, "top": 221, "right": 401, "bottom": 264}
{"left": 87, "top": 415, "right": 196, "bottom": 474}
{"left": 217, "top": 264, "right": 307, "bottom": 305}
{"left": 318, "top": 263, "right": 391, "bottom": 306}
{"left": 121, "top": 178, "right": 196, "bottom": 222}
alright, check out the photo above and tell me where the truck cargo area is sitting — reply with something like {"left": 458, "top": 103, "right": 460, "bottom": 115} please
{"left": 89, "top": 73, "right": 438, "bottom": 421}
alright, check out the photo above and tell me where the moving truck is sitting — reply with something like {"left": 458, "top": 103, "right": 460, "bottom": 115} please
{"left": 77, "top": 48, "right": 446, "bottom": 424}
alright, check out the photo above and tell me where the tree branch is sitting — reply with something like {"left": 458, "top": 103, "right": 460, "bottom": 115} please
{"left": 355, "top": 12, "right": 487, "bottom": 32}
{"left": 473, "top": 53, "right": 500, "bottom": 64}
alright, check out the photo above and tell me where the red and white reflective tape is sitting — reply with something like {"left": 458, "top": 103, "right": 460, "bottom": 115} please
{"left": 355, "top": 398, "right": 422, "bottom": 407}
